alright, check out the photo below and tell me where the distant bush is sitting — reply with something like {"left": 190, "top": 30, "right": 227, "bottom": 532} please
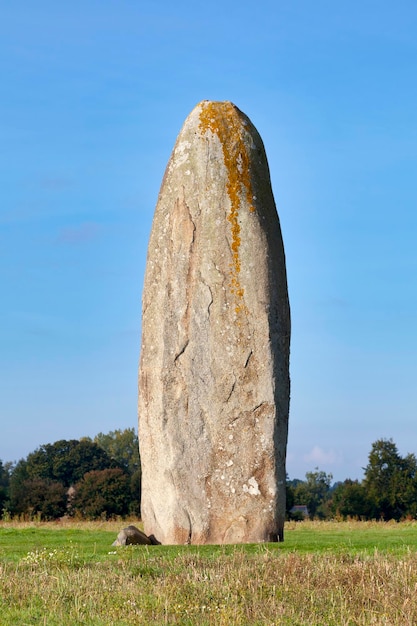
{"left": 2, "top": 429, "right": 143, "bottom": 520}
{"left": 71, "top": 468, "right": 131, "bottom": 519}
{"left": 10, "top": 477, "right": 67, "bottom": 520}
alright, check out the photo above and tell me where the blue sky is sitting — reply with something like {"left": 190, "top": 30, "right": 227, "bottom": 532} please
{"left": 1, "top": 1, "right": 416, "bottom": 482}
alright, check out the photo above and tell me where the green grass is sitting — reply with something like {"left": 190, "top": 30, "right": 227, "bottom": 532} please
{"left": 0, "top": 525, "right": 111, "bottom": 563}
{"left": 2, "top": 519, "right": 417, "bottom": 563}
{"left": 284, "top": 519, "right": 417, "bottom": 554}
{"left": 1, "top": 520, "right": 417, "bottom": 624}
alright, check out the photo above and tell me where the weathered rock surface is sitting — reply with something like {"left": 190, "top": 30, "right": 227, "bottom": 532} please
{"left": 112, "top": 525, "right": 152, "bottom": 546}
{"left": 139, "top": 100, "right": 290, "bottom": 544}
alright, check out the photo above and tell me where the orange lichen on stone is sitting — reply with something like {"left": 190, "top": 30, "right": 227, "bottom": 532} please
{"left": 199, "top": 101, "right": 255, "bottom": 315}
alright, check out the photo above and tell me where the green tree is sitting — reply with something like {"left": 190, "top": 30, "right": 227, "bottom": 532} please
{"left": 71, "top": 468, "right": 130, "bottom": 519}
{"left": 90, "top": 428, "right": 142, "bottom": 516}
{"left": 393, "top": 452, "right": 417, "bottom": 518}
{"left": 363, "top": 438, "right": 417, "bottom": 520}
{"left": 0, "top": 460, "right": 11, "bottom": 513}
{"left": 293, "top": 469, "right": 333, "bottom": 519}
{"left": 8, "top": 459, "right": 29, "bottom": 516}
{"left": 129, "top": 468, "right": 142, "bottom": 516}
{"left": 330, "top": 479, "right": 370, "bottom": 519}
{"left": 8, "top": 439, "right": 121, "bottom": 519}
{"left": 9, "top": 475, "right": 67, "bottom": 520}
{"left": 90, "top": 428, "right": 140, "bottom": 476}
{"left": 26, "top": 478, "right": 67, "bottom": 519}
{"left": 26, "top": 439, "right": 117, "bottom": 487}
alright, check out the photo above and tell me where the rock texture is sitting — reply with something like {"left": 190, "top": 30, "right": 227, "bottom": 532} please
{"left": 139, "top": 101, "right": 290, "bottom": 544}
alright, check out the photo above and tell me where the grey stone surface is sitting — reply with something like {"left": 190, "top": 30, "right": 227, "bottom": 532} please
{"left": 139, "top": 101, "right": 290, "bottom": 544}
{"left": 112, "top": 525, "right": 152, "bottom": 546}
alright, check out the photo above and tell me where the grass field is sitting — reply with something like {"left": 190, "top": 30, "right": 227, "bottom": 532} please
{"left": 1, "top": 520, "right": 417, "bottom": 624}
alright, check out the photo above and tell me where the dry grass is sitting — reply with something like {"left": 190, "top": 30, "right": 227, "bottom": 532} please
{"left": 1, "top": 520, "right": 417, "bottom": 624}
{"left": 0, "top": 516, "right": 131, "bottom": 532}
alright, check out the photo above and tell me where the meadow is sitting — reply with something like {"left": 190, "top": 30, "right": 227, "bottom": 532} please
{"left": 1, "top": 519, "right": 417, "bottom": 625}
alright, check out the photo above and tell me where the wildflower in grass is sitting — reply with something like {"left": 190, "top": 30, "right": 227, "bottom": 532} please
{"left": 20, "top": 544, "right": 81, "bottom": 568}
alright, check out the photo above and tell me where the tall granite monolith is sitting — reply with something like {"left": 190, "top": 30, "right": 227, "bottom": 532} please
{"left": 139, "top": 101, "right": 290, "bottom": 544}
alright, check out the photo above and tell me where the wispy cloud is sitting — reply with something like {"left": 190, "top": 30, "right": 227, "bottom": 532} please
{"left": 57, "top": 222, "right": 100, "bottom": 244}
{"left": 303, "top": 445, "right": 341, "bottom": 466}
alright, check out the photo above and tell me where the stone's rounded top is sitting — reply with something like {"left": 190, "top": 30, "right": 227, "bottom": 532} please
{"left": 197, "top": 100, "right": 238, "bottom": 110}
{"left": 179, "top": 101, "right": 255, "bottom": 138}
{"left": 197, "top": 99, "right": 236, "bottom": 107}
{"left": 198, "top": 101, "right": 247, "bottom": 125}
{"left": 193, "top": 100, "right": 249, "bottom": 123}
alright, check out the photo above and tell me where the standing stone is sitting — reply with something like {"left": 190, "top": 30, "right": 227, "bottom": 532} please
{"left": 139, "top": 101, "right": 290, "bottom": 544}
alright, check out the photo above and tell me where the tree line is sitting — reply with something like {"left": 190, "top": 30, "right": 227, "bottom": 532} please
{"left": 287, "top": 438, "right": 417, "bottom": 521}
{"left": 0, "top": 435, "right": 415, "bottom": 521}
{"left": 0, "top": 429, "right": 141, "bottom": 520}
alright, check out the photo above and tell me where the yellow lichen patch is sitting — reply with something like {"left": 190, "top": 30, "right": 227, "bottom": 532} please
{"left": 199, "top": 101, "right": 255, "bottom": 315}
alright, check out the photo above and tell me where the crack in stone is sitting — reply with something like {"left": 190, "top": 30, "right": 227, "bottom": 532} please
{"left": 174, "top": 340, "right": 189, "bottom": 362}
{"left": 225, "top": 378, "right": 236, "bottom": 402}
{"left": 185, "top": 508, "right": 192, "bottom": 545}
{"left": 177, "top": 188, "right": 196, "bottom": 356}
{"left": 207, "top": 284, "right": 214, "bottom": 317}
{"left": 244, "top": 350, "right": 253, "bottom": 368}
{"left": 200, "top": 273, "right": 214, "bottom": 318}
